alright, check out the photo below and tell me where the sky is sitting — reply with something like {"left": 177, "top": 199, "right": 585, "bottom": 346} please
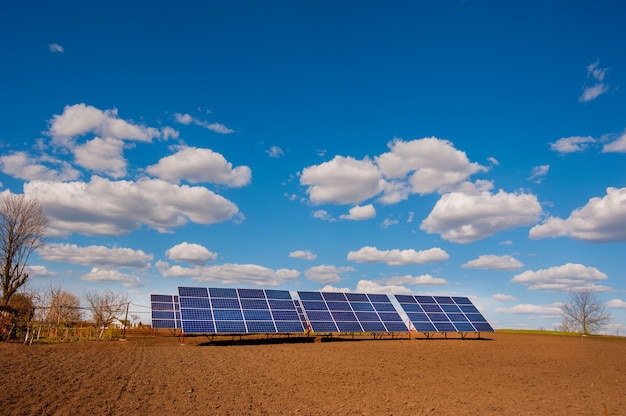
{"left": 1, "top": 0, "right": 625, "bottom": 333}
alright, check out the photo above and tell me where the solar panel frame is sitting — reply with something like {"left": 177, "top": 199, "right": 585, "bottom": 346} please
{"left": 297, "top": 291, "right": 408, "bottom": 334}
{"left": 395, "top": 294, "right": 495, "bottom": 334}
{"left": 150, "top": 294, "right": 181, "bottom": 329}
{"left": 177, "top": 287, "right": 304, "bottom": 335}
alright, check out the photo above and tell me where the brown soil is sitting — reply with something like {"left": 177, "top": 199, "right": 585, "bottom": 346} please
{"left": 1, "top": 332, "right": 625, "bottom": 415}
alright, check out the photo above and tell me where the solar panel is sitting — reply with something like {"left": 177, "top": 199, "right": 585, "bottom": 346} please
{"left": 395, "top": 295, "right": 494, "bottom": 333}
{"left": 177, "top": 287, "right": 305, "bottom": 334}
{"left": 150, "top": 294, "right": 181, "bottom": 329}
{"left": 297, "top": 291, "right": 408, "bottom": 333}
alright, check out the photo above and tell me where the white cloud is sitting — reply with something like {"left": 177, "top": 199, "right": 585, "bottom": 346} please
{"left": 289, "top": 250, "right": 317, "bottom": 260}
{"left": 156, "top": 261, "right": 299, "bottom": 286}
{"left": 0, "top": 151, "right": 80, "bottom": 182}
{"left": 347, "top": 246, "right": 449, "bottom": 266}
{"left": 22, "top": 176, "right": 241, "bottom": 236}
{"left": 492, "top": 293, "right": 516, "bottom": 301}
{"left": 299, "top": 138, "right": 488, "bottom": 206}
{"left": 266, "top": 146, "right": 284, "bottom": 158}
{"left": 300, "top": 156, "right": 383, "bottom": 205}
{"left": 312, "top": 209, "right": 335, "bottom": 222}
{"left": 550, "top": 136, "right": 596, "bottom": 154}
{"left": 27, "top": 265, "right": 58, "bottom": 278}
{"left": 376, "top": 137, "right": 488, "bottom": 195}
{"left": 73, "top": 137, "right": 127, "bottom": 178}
{"left": 382, "top": 274, "right": 447, "bottom": 286}
{"left": 340, "top": 204, "right": 376, "bottom": 220}
{"left": 165, "top": 242, "right": 217, "bottom": 266}
{"left": 174, "top": 113, "right": 193, "bottom": 125}
{"left": 602, "top": 130, "right": 626, "bottom": 153}
{"left": 579, "top": 61, "right": 610, "bottom": 103}
{"left": 319, "top": 285, "right": 352, "bottom": 292}
{"left": 495, "top": 303, "right": 563, "bottom": 315}
{"left": 146, "top": 147, "right": 251, "bottom": 186}
{"left": 355, "top": 279, "right": 413, "bottom": 295}
{"left": 421, "top": 190, "right": 542, "bottom": 243}
{"left": 81, "top": 267, "right": 144, "bottom": 288}
{"left": 606, "top": 299, "right": 626, "bottom": 309}
{"left": 529, "top": 165, "right": 549, "bottom": 184}
{"left": 173, "top": 113, "right": 234, "bottom": 134}
{"left": 49, "top": 43, "right": 64, "bottom": 53}
{"left": 381, "top": 218, "right": 398, "bottom": 228}
{"left": 48, "top": 104, "right": 159, "bottom": 146}
{"left": 462, "top": 254, "right": 523, "bottom": 270}
{"left": 529, "top": 187, "right": 626, "bottom": 242}
{"left": 511, "top": 263, "right": 609, "bottom": 292}
{"left": 38, "top": 243, "right": 153, "bottom": 269}
{"left": 304, "top": 265, "right": 355, "bottom": 283}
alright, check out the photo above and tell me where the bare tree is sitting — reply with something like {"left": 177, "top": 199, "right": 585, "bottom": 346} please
{"left": 0, "top": 194, "right": 49, "bottom": 307}
{"left": 561, "top": 291, "right": 611, "bottom": 335}
{"left": 45, "top": 289, "right": 83, "bottom": 326}
{"left": 84, "top": 290, "right": 128, "bottom": 338}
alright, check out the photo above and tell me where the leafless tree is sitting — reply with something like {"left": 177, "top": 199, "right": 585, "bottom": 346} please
{"left": 0, "top": 194, "right": 49, "bottom": 307}
{"left": 561, "top": 291, "right": 611, "bottom": 335}
{"left": 45, "top": 288, "right": 83, "bottom": 326}
{"left": 84, "top": 290, "right": 128, "bottom": 338}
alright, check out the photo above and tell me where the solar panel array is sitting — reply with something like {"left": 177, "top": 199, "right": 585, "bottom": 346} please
{"left": 394, "top": 295, "right": 494, "bottom": 333}
{"left": 297, "top": 291, "right": 408, "bottom": 333}
{"left": 177, "top": 287, "right": 305, "bottom": 334}
{"left": 150, "top": 294, "right": 181, "bottom": 329}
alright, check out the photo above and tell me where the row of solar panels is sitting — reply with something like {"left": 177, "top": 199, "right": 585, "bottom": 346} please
{"left": 151, "top": 287, "right": 494, "bottom": 334}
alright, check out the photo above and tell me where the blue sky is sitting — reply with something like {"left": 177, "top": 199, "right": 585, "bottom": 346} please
{"left": 1, "top": 1, "right": 625, "bottom": 332}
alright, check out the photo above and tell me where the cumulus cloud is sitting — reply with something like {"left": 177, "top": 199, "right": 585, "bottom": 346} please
{"left": 300, "top": 156, "right": 383, "bottom": 204}
{"left": 173, "top": 113, "right": 234, "bottom": 134}
{"left": 49, "top": 43, "right": 64, "bottom": 53}
{"left": 81, "top": 267, "right": 144, "bottom": 288}
{"left": 38, "top": 243, "right": 153, "bottom": 269}
{"left": 421, "top": 190, "right": 542, "bottom": 243}
{"left": 146, "top": 147, "right": 251, "bottom": 186}
{"left": 165, "top": 242, "right": 217, "bottom": 266}
{"left": 511, "top": 263, "right": 609, "bottom": 292}
{"left": 22, "top": 176, "right": 241, "bottom": 236}
{"left": 0, "top": 151, "right": 80, "bottom": 182}
{"left": 529, "top": 187, "right": 626, "bottom": 242}
{"left": 340, "top": 204, "right": 376, "bottom": 220}
{"left": 299, "top": 137, "right": 488, "bottom": 206}
{"left": 347, "top": 246, "right": 449, "bottom": 266}
{"left": 156, "top": 261, "right": 298, "bottom": 286}
{"left": 304, "top": 265, "right": 355, "bottom": 283}
{"left": 579, "top": 61, "right": 610, "bottom": 103}
{"left": 606, "top": 299, "right": 626, "bottom": 309}
{"left": 376, "top": 137, "right": 488, "bottom": 195}
{"left": 48, "top": 103, "right": 159, "bottom": 146}
{"left": 266, "top": 146, "right": 284, "bottom": 158}
{"left": 550, "top": 136, "right": 596, "bottom": 154}
{"left": 355, "top": 279, "right": 413, "bottom": 295}
{"left": 382, "top": 274, "right": 447, "bottom": 286}
{"left": 492, "top": 293, "right": 516, "bottom": 301}
{"left": 73, "top": 137, "right": 127, "bottom": 178}
{"left": 495, "top": 303, "right": 563, "bottom": 315}
{"left": 27, "top": 265, "right": 58, "bottom": 278}
{"left": 289, "top": 250, "right": 317, "bottom": 260}
{"left": 462, "top": 255, "right": 523, "bottom": 270}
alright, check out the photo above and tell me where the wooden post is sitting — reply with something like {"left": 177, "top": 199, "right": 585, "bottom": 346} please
{"left": 122, "top": 302, "right": 129, "bottom": 340}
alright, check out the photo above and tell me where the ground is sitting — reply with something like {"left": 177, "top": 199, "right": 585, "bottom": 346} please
{"left": 1, "top": 332, "right": 625, "bottom": 415}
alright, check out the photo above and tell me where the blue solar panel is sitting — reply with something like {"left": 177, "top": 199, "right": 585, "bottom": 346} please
{"left": 395, "top": 294, "right": 495, "bottom": 334}
{"left": 150, "top": 294, "right": 181, "bottom": 329}
{"left": 177, "top": 287, "right": 304, "bottom": 334}
{"left": 297, "top": 291, "right": 408, "bottom": 334}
